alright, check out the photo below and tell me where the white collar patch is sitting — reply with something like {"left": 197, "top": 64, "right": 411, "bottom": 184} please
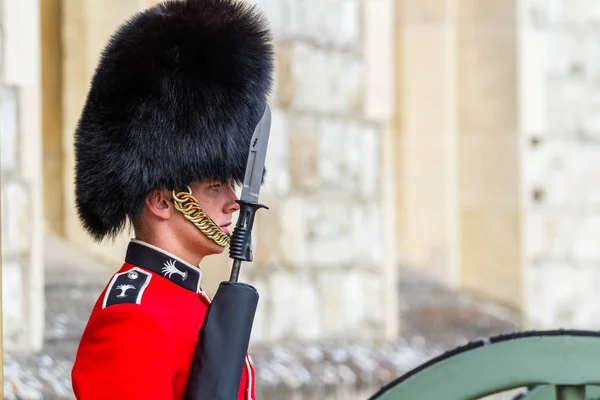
{"left": 162, "top": 259, "right": 188, "bottom": 281}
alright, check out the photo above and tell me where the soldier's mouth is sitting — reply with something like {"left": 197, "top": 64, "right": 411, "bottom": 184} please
{"left": 220, "top": 222, "right": 232, "bottom": 235}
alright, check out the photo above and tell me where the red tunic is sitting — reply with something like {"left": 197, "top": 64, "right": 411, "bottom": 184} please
{"left": 72, "top": 240, "right": 255, "bottom": 400}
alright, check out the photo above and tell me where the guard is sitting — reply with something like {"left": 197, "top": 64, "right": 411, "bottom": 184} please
{"left": 70, "top": 0, "right": 274, "bottom": 399}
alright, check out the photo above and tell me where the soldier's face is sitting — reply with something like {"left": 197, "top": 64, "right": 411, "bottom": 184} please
{"left": 176, "top": 179, "right": 240, "bottom": 258}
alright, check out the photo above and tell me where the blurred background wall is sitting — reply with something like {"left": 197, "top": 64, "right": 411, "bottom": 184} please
{"left": 520, "top": 0, "right": 600, "bottom": 329}
{"left": 1, "top": 0, "right": 44, "bottom": 353}
{"left": 2, "top": 0, "right": 600, "bottom": 397}
{"left": 245, "top": 0, "right": 398, "bottom": 342}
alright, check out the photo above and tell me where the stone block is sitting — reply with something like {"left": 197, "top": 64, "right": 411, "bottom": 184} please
{"left": 526, "top": 262, "right": 600, "bottom": 329}
{"left": 273, "top": 42, "right": 293, "bottom": 108}
{"left": 289, "top": 115, "right": 319, "bottom": 191}
{"left": 459, "top": 133, "right": 520, "bottom": 210}
{"left": 0, "top": 26, "right": 3, "bottom": 73}
{"left": 85, "top": 0, "right": 142, "bottom": 69}
{"left": 317, "top": 119, "right": 379, "bottom": 196}
{"left": 255, "top": 0, "right": 299, "bottom": 40}
{"left": 519, "top": 24, "right": 548, "bottom": 135}
{"left": 583, "top": 91, "right": 600, "bottom": 137}
{"left": 0, "top": 86, "right": 17, "bottom": 172}
{"left": 338, "top": 271, "right": 366, "bottom": 335}
{"left": 526, "top": 212, "right": 575, "bottom": 261}
{"left": 335, "top": 0, "right": 360, "bottom": 49}
{"left": 254, "top": 200, "right": 283, "bottom": 267}
{"left": 535, "top": 19, "right": 600, "bottom": 136}
{"left": 353, "top": 125, "right": 379, "bottom": 198}
{"left": 261, "top": 107, "right": 290, "bottom": 196}
{"left": 2, "top": 0, "right": 40, "bottom": 86}
{"left": 456, "top": 0, "right": 516, "bottom": 25}
{"left": 291, "top": 43, "right": 363, "bottom": 114}
{"left": 1, "top": 182, "right": 31, "bottom": 255}
{"left": 294, "top": 1, "right": 323, "bottom": 43}
{"left": 460, "top": 208, "right": 522, "bottom": 308}
{"left": 317, "top": 269, "right": 383, "bottom": 338}
{"left": 279, "top": 197, "right": 308, "bottom": 265}
{"left": 2, "top": 261, "right": 23, "bottom": 347}
{"left": 316, "top": 269, "right": 344, "bottom": 335}
{"left": 291, "top": 42, "right": 327, "bottom": 113}
{"left": 556, "top": 0, "right": 600, "bottom": 27}
{"left": 340, "top": 271, "right": 384, "bottom": 337}
{"left": 544, "top": 79, "right": 588, "bottom": 135}
{"left": 343, "top": 123, "right": 363, "bottom": 194}
{"left": 318, "top": 118, "right": 346, "bottom": 188}
{"left": 458, "top": 25, "right": 517, "bottom": 135}
{"left": 526, "top": 140, "right": 600, "bottom": 208}
{"left": 351, "top": 204, "right": 384, "bottom": 265}
{"left": 589, "top": 1, "right": 600, "bottom": 24}
{"left": 401, "top": 24, "right": 451, "bottom": 133}
{"left": 254, "top": 196, "right": 307, "bottom": 268}
{"left": 268, "top": 270, "right": 321, "bottom": 340}
{"left": 292, "top": 0, "right": 360, "bottom": 49}
{"left": 363, "top": 0, "right": 395, "bottom": 122}
{"left": 522, "top": 0, "right": 552, "bottom": 29}
{"left": 254, "top": 0, "right": 287, "bottom": 40}
{"left": 571, "top": 214, "right": 600, "bottom": 260}
{"left": 305, "top": 201, "right": 355, "bottom": 267}
{"left": 526, "top": 211, "right": 600, "bottom": 261}
{"left": 399, "top": 0, "right": 448, "bottom": 23}
{"left": 401, "top": 132, "right": 454, "bottom": 276}
{"left": 330, "top": 53, "right": 363, "bottom": 114}
{"left": 544, "top": 31, "right": 583, "bottom": 79}
{"left": 249, "top": 278, "right": 268, "bottom": 343}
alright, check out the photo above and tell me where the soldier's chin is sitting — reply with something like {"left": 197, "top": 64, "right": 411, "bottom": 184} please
{"left": 206, "top": 240, "right": 227, "bottom": 255}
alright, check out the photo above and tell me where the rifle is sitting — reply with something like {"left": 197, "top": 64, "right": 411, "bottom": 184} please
{"left": 184, "top": 103, "right": 272, "bottom": 400}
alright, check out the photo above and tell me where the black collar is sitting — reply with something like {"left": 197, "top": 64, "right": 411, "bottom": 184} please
{"left": 125, "top": 240, "right": 203, "bottom": 293}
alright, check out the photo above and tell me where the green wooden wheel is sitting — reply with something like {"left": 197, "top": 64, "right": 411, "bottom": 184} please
{"left": 370, "top": 330, "right": 600, "bottom": 400}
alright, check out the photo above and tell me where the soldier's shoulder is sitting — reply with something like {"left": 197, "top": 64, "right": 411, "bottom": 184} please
{"left": 102, "top": 267, "right": 153, "bottom": 309}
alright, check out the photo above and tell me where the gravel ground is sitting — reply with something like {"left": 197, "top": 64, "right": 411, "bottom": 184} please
{"left": 4, "top": 238, "right": 522, "bottom": 399}
{"left": 2, "top": 336, "right": 445, "bottom": 400}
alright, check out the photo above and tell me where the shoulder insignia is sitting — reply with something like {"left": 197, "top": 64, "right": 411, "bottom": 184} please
{"left": 102, "top": 267, "right": 152, "bottom": 309}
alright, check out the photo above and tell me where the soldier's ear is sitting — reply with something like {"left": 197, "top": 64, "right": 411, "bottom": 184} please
{"left": 144, "top": 189, "right": 173, "bottom": 221}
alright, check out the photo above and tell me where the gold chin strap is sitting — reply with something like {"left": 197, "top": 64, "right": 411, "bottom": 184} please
{"left": 172, "top": 186, "right": 230, "bottom": 247}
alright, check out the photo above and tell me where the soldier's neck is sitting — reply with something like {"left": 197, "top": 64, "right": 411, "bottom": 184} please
{"left": 133, "top": 232, "right": 204, "bottom": 268}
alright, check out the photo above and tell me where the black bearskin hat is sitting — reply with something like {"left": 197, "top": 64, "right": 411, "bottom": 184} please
{"left": 74, "top": 0, "right": 274, "bottom": 241}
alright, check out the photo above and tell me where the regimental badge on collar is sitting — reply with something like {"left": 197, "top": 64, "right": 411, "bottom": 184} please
{"left": 162, "top": 259, "right": 188, "bottom": 281}
{"left": 102, "top": 267, "right": 152, "bottom": 309}
{"left": 124, "top": 241, "right": 202, "bottom": 293}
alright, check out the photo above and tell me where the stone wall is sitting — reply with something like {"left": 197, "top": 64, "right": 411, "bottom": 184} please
{"left": 521, "top": 0, "right": 600, "bottom": 328}
{"left": 0, "top": 0, "right": 44, "bottom": 352}
{"left": 245, "top": 0, "right": 398, "bottom": 342}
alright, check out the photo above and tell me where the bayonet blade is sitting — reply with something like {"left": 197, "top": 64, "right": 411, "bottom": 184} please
{"left": 228, "top": 103, "right": 272, "bottom": 273}
{"left": 240, "top": 103, "right": 271, "bottom": 204}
